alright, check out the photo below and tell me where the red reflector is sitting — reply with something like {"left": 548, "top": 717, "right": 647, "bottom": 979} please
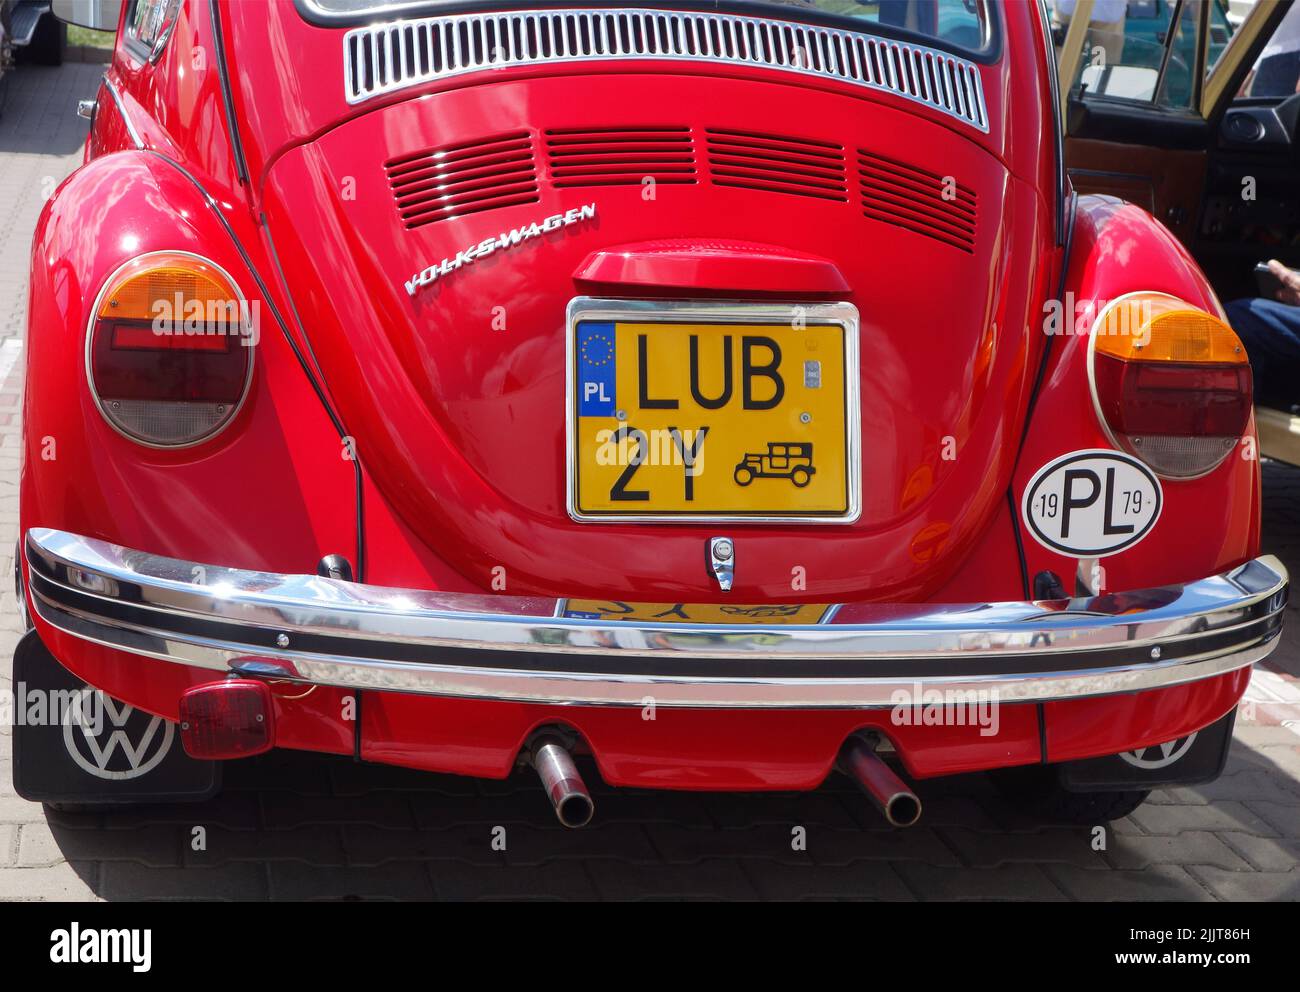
{"left": 111, "top": 320, "right": 231, "bottom": 352}
{"left": 179, "top": 680, "right": 274, "bottom": 760}
{"left": 1093, "top": 352, "right": 1253, "bottom": 437}
{"left": 92, "top": 319, "right": 248, "bottom": 405}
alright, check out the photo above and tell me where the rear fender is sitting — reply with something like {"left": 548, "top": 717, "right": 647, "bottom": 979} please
{"left": 1014, "top": 195, "right": 1260, "bottom": 594}
{"left": 23, "top": 151, "right": 358, "bottom": 642}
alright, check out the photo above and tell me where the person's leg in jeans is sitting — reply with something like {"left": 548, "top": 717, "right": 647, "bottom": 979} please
{"left": 1224, "top": 297, "right": 1300, "bottom": 410}
{"left": 878, "top": 0, "right": 908, "bottom": 29}
{"left": 1253, "top": 51, "right": 1300, "bottom": 98}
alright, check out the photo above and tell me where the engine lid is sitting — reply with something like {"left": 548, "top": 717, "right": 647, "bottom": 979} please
{"left": 260, "top": 71, "right": 1046, "bottom": 600}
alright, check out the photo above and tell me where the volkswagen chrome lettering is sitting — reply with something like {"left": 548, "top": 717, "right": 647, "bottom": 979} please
{"left": 404, "top": 203, "right": 597, "bottom": 296}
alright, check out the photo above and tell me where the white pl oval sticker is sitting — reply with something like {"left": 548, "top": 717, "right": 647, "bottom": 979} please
{"left": 1022, "top": 450, "right": 1162, "bottom": 557}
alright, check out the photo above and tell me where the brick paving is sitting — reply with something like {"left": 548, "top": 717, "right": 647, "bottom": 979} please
{"left": 0, "top": 62, "right": 1297, "bottom": 901}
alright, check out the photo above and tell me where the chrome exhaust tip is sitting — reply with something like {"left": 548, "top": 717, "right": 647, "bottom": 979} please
{"left": 842, "top": 737, "right": 922, "bottom": 827}
{"left": 530, "top": 736, "right": 594, "bottom": 828}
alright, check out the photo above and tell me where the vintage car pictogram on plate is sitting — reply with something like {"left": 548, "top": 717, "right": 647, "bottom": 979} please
{"left": 15, "top": 0, "right": 1287, "bottom": 829}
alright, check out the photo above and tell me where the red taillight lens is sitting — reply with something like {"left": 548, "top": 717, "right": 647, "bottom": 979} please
{"left": 1093, "top": 356, "right": 1253, "bottom": 436}
{"left": 179, "top": 680, "right": 274, "bottom": 760}
{"left": 1090, "top": 294, "right": 1252, "bottom": 479}
{"left": 109, "top": 323, "right": 231, "bottom": 352}
{"left": 88, "top": 253, "right": 254, "bottom": 446}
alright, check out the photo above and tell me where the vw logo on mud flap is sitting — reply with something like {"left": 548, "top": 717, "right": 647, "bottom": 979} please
{"left": 62, "top": 691, "right": 175, "bottom": 781}
{"left": 1118, "top": 733, "right": 1197, "bottom": 770}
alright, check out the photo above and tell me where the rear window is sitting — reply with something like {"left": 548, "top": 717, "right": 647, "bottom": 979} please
{"left": 300, "top": 1, "right": 996, "bottom": 58}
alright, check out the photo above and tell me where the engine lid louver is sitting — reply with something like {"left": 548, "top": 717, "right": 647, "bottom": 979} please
{"left": 544, "top": 127, "right": 697, "bottom": 187}
{"left": 384, "top": 131, "right": 540, "bottom": 230}
{"left": 857, "top": 150, "right": 976, "bottom": 253}
{"left": 706, "top": 128, "right": 848, "bottom": 202}
{"left": 342, "top": 8, "right": 989, "bottom": 134}
{"left": 383, "top": 129, "right": 981, "bottom": 258}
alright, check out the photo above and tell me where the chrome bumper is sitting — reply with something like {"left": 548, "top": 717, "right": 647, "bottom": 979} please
{"left": 24, "top": 528, "right": 1288, "bottom": 709}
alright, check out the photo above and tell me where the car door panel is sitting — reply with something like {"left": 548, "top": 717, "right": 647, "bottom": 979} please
{"left": 1065, "top": 137, "right": 1208, "bottom": 243}
{"left": 1059, "top": 0, "right": 1292, "bottom": 252}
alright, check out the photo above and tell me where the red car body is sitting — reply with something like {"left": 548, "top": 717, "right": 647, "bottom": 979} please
{"left": 15, "top": 0, "right": 1288, "bottom": 823}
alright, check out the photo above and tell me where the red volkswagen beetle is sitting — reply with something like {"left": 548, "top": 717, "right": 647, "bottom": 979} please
{"left": 13, "top": 0, "right": 1288, "bottom": 828}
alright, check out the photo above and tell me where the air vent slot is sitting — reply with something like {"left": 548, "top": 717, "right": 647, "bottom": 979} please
{"left": 544, "top": 127, "right": 696, "bottom": 188}
{"left": 385, "top": 131, "right": 540, "bottom": 230}
{"left": 857, "top": 151, "right": 976, "bottom": 253}
{"left": 706, "top": 129, "right": 848, "bottom": 202}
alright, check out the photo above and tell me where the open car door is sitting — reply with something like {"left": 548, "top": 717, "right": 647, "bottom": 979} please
{"left": 1056, "top": 0, "right": 1289, "bottom": 245}
{"left": 1056, "top": 0, "right": 1300, "bottom": 465}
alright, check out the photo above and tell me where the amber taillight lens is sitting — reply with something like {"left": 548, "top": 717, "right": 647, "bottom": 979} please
{"left": 88, "top": 253, "right": 253, "bottom": 446}
{"left": 1090, "top": 293, "right": 1252, "bottom": 479}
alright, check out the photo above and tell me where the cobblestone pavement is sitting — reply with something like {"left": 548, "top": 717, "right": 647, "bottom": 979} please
{"left": 1, "top": 62, "right": 1298, "bottom": 901}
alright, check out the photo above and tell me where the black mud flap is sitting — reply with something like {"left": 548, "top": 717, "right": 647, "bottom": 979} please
{"left": 1059, "top": 709, "right": 1237, "bottom": 793}
{"left": 10, "top": 630, "right": 220, "bottom": 805}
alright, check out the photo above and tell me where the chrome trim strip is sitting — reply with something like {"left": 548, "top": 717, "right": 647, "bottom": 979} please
{"left": 340, "top": 7, "right": 990, "bottom": 132}
{"left": 1036, "top": 0, "right": 1066, "bottom": 245}
{"left": 102, "top": 75, "right": 145, "bottom": 151}
{"left": 25, "top": 528, "right": 1287, "bottom": 709}
{"left": 208, "top": 0, "right": 250, "bottom": 185}
{"left": 564, "top": 298, "right": 862, "bottom": 525}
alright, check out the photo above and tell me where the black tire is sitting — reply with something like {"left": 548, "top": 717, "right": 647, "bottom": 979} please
{"left": 790, "top": 467, "right": 812, "bottom": 488}
{"left": 733, "top": 465, "right": 754, "bottom": 486}
{"left": 989, "top": 765, "right": 1149, "bottom": 824}
{"left": 23, "top": 16, "right": 66, "bottom": 66}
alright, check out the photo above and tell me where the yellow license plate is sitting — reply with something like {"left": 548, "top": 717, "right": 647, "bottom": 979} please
{"left": 569, "top": 306, "right": 856, "bottom": 520}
